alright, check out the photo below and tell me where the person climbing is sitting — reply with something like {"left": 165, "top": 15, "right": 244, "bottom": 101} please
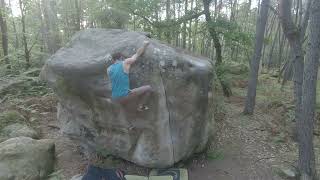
{"left": 107, "top": 41, "right": 152, "bottom": 111}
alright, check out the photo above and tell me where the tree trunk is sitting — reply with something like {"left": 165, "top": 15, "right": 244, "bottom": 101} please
{"left": 243, "top": 0, "right": 270, "bottom": 114}
{"left": 203, "top": 0, "right": 232, "bottom": 97}
{"left": 177, "top": 0, "right": 181, "bottom": 47}
{"left": 267, "top": 23, "right": 280, "bottom": 70}
{"left": 261, "top": 13, "right": 276, "bottom": 67}
{"left": 8, "top": 0, "right": 18, "bottom": 49}
{"left": 192, "top": 0, "right": 199, "bottom": 52}
{"left": 218, "top": 0, "right": 222, "bottom": 15}
{"left": 133, "top": 15, "right": 136, "bottom": 31}
{"left": 248, "top": 0, "right": 251, "bottom": 13}
{"left": 37, "top": 0, "right": 45, "bottom": 53}
{"left": 166, "top": 0, "right": 170, "bottom": 21}
{"left": 0, "top": 0, "right": 9, "bottom": 66}
{"left": 188, "top": 0, "right": 194, "bottom": 50}
{"left": 280, "top": 1, "right": 305, "bottom": 141}
{"left": 230, "top": 0, "right": 237, "bottom": 21}
{"left": 294, "top": 0, "right": 299, "bottom": 24}
{"left": 165, "top": 0, "right": 171, "bottom": 43}
{"left": 192, "top": 18, "right": 198, "bottom": 52}
{"left": 214, "top": 0, "right": 218, "bottom": 18}
{"left": 173, "top": 0, "right": 179, "bottom": 46}
{"left": 182, "top": 0, "right": 188, "bottom": 49}
{"left": 279, "top": 0, "right": 315, "bottom": 179}
{"left": 277, "top": 26, "right": 286, "bottom": 70}
{"left": 299, "top": 1, "right": 320, "bottom": 179}
{"left": 155, "top": 9, "right": 162, "bottom": 39}
{"left": 74, "top": 0, "right": 81, "bottom": 31}
{"left": 42, "top": 0, "right": 60, "bottom": 54}
{"left": 18, "top": 0, "right": 30, "bottom": 69}
{"left": 230, "top": 0, "right": 238, "bottom": 61}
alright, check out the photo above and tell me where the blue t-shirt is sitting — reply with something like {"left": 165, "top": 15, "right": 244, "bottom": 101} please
{"left": 107, "top": 61, "right": 130, "bottom": 99}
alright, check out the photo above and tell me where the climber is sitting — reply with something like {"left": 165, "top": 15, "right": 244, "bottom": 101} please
{"left": 107, "top": 41, "right": 152, "bottom": 111}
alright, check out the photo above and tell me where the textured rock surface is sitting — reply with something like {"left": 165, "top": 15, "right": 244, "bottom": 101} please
{"left": 0, "top": 137, "right": 55, "bottom": 180}
{"left": 40, "top": 29, "right": 213, "bottom": 167}
{"left": 1, "top": 123, "right": 39, "bottom": 140}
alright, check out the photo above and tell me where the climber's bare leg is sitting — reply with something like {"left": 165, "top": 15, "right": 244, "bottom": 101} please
{"left": 130, "top": 85, "right": 152, "bottom": 110}
{"left": 115, "top": 85, "right": 152, "bottom": 110}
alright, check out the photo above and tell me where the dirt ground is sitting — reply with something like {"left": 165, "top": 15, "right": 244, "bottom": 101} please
{"left": 189, "top": 96, "right": 284, "bottom": 180}
{"left": 1, "top": 80, "right": 319, "bottom": 180}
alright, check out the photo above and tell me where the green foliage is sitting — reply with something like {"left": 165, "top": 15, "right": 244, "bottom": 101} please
{"left": 0, "top": 110, "right": 25, "bottom": 130}
{"left": 272, "top": 132, "right": 287, "bottom": 144}
{"left": 84, "top": 1, "right": 130, "bottom": 28}
{"left": 0, "top": 77, "right": 51, "bottom": 99}
{"left": 0, "top": 0, "right": 260, "bottom": 71}
{"left": 96, "top": 146, "right": 113, "bottom": 158}
{"left": 114, "top": 0, "right": 161, "bottom": 16}
{"left": 216, "top": 63, "right": 232, "bottom": 87}
{"left": 263, "top": 36, "right": 272, "bottom": 45}
{"left": 226, "top": 63, "right": 249, "bottom": 76}
{"left": 206, "top": 150, "right": 224, "bottom": 161}
{"left": 220, "top": 22, "right": 253, "bottom": 51}
{"left": 0, "top": 0, "right": 261, "bottom": 101}
{"left": 254, "top": 74, "right": 292, "bottom": 103}
{"left": 284, "top": 105, "right": 295, "bottom": 125}
{"left": 316, "top": 80, "right": 320, "bottom": 111}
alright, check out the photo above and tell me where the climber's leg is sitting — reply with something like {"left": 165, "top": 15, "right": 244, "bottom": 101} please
{"left": 130, "top": 85, "right": 152, "bottom": 110}
{"left": 114, "top": 85, "right": 152, "bottom": 110}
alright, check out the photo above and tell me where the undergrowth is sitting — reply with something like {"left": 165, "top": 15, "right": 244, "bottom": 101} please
{"left": 0, "top": 110, "right": 26, "bottom": 130}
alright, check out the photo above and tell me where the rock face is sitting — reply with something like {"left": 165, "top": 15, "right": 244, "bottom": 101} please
{"left": 40, "top": 29, "right": 213, "bottom": 167}
{"left": 0, "top": 137, "right": 55, "bottom": 180}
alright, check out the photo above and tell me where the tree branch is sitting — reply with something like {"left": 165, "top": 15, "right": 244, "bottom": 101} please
{"left": 268, "top": 4, "right": 278, "bottom": 16}
{"left": 170, "top": 10, "right": 205, "bottom": 26}
{"left": 27, "top": 30, "right": 40, "bottom": 54}
{"left": 130, "top": 8, "right": 204, "bottom": 28}
{"left": 129, "top": 9, "right": 156, "bottom": 27}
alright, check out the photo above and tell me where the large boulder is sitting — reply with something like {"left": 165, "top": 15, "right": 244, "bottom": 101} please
{"left": 0, "top": 137, "right": 55, "bottom": 180}
{"left": 40, "top": 29, "right": 214, "bottom": 167}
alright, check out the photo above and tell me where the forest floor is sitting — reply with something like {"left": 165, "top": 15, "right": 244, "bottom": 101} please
{"left": 0, "top": 70, "right": 319, "bottom": 180}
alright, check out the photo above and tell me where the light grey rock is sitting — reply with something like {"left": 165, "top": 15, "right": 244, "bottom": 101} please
{"left": 0, "top": 137, "right": 55, "bottom": 180}
{"left": 274, "top": 165, "right": 298, "bottom": 180}
{"left": 70, "top": 174, "right": 83, "bottom": 180}
{"left": 40, "top": 29, "right": 214, "bottom": 167}
{"left": 282, "top": 168, "right": 297, "bottom": 178}
{"left": 2, "top": 123, "right": 39, "bottom": 140}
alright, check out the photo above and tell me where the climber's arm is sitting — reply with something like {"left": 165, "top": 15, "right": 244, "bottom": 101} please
{"left": 124, "top": 41, "right": 150, "bottom": 65}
